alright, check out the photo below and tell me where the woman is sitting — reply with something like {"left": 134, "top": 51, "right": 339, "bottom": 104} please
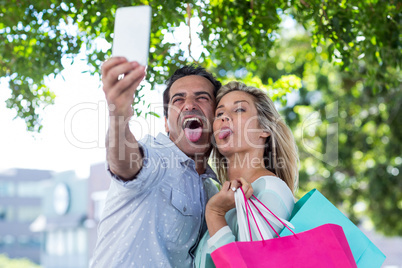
{"left": 194, "top": 81, "right": 299, "bottom": 267}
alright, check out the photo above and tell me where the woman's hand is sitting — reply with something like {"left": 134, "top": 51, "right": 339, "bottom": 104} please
{"left": 205, "top": 177, "right": 253, "bottom": 236}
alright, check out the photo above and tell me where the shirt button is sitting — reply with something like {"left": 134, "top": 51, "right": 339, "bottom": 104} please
{"left": 183, "top": 207, "right": 187, "bottom": 212}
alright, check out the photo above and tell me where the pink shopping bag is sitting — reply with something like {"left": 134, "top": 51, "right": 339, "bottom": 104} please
{"left": 211, "top": 190, "right": 357, "bottom": 268}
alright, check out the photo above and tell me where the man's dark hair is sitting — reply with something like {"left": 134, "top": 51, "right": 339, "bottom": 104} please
{"left": 163, "top": 65, "right": 221, "bottom": 118}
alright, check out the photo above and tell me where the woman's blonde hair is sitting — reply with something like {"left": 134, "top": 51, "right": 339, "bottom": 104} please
{"left": 212, "top": 81, "right": 299, "bottom": 193}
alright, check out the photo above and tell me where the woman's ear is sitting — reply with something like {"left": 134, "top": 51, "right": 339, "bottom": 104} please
{"left": 260, "top": 131, "right": 270, "bottom": 138}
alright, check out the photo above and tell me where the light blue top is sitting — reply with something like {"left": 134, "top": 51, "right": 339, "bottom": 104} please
{"left": 91, "top": 133, "right": 218, "bottom": 268}
{"left": 194, "top": 176, "right": 295, "bottom": 268}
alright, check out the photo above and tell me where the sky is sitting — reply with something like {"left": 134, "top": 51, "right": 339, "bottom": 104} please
{"left": 0, "top": 53, "right": 166, "bottom": 177}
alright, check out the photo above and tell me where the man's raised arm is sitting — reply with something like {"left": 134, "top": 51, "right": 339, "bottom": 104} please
{"left": 102, "top": 57, "right": 146, "bottom": 181}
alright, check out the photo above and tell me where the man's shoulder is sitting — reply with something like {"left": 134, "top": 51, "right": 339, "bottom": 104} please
{"left": 140, "top": 133, "right": 186, "bottom": 160}
{"left": 140, "top": 133, "right": 168, "bottom": 150}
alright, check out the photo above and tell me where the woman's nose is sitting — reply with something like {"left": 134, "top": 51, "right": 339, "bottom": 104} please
{"left": 221, "top": 116, "right": 230, "bottom": 122}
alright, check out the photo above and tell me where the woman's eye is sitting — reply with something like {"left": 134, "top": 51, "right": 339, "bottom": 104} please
{"left": 216, "top": 112, "right": 223, "bottom": 117}
{"left": 235, "top": 108, "right": 245, "bottom": 113}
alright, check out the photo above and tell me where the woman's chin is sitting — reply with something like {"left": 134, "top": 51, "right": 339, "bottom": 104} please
{"left": 216, "top": 146, "right": 234, "bottom": 157}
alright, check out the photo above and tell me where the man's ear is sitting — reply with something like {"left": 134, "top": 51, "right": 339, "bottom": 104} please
{"left": 164, "top": 117, "right": 170, "bottom": 134}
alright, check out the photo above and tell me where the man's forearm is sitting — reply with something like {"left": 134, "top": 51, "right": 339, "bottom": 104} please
{"left": 106, "top": 116, "right": 143, "bottom": 180}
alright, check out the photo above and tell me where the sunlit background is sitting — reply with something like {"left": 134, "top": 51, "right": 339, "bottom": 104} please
{"left": 1, "top": 3, "right": 401, "bottom": 268}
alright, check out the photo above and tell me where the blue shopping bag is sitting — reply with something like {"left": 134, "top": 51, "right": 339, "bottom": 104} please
{"left": 280, "top": 189, "right": 386, "bottom": 268}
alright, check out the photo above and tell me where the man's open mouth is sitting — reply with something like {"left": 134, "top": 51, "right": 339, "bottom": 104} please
{"left": 182, "top": 117, "right": 203, "bottom": 143}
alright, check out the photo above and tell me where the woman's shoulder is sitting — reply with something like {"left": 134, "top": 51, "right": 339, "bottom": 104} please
{"left": 253, "top": 175, "right": 294, "bottom": 202}
{"left": 252, "top": 175, "right": 291, "bottom": 192}
{"left": 252, "top": 175, "right": 295, "bottom": 217}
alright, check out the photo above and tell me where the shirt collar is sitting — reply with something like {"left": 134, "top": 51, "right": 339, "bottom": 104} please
{"left": 155, "top": 133, "right": 218, "bottom": 182}
{"left": 155, "top": 133, "right": 189, "bottom": 162}
{"left": 203, "top": 164, "right": 218, "bottom": 183}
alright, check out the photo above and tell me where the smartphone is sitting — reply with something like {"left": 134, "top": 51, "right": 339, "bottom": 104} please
{"left": 112, "top": 6, "right": 152, "bottom": 66}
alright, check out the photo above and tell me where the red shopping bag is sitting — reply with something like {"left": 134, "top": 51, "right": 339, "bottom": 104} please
{"left": 211, "top": 190, "right": 357, "bottom": 268}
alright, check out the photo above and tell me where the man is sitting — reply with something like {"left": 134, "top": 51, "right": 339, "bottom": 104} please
{"left": 90, "top": 57, "right": 221, "bottom": 267}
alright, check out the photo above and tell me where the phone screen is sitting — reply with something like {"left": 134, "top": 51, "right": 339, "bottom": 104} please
{"left": 112, "top": 6, "right": 152, "bottom": 66}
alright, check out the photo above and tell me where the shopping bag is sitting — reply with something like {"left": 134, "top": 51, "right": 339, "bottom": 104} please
{"left": 211, "top": 189, "right": 357, "bottom": 268}
{"left": 234, "top": 186, "right": 294, "bottom": 242}
{"left": 279, "top": 189, "right": 386, "bottom": 268}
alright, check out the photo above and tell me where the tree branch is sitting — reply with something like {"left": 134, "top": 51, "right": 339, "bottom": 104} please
{"left": 186, "top": 3, "right": 196, "bottom": 62}
{"left": 300, "top": 0, "right": 310, "bottom": 8}
{"left": 321, "top": 3, "right": 329, "bottom": 21}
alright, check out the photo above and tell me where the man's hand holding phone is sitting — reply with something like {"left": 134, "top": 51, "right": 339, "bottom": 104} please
{"left": 101, "top": 58, "right": 146, "bottom": 119}
{"left": 102, "top": 5, "right": 151, "bottom": 119}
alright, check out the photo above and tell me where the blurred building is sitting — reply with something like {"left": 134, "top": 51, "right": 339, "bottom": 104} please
{"left": 37, "top": 170, "right": 88, "bottom": 267}
{"left": 32, "top": 162, "right": 110, "bottom": 268}
{"left": 0, "top": 168, "right": 53, "bottom": 264}
{"left": 87, "top": 163, "right": 110, "bottom": 261}
{"left": 2, "top": 165, "right": 401, "bottom": 267}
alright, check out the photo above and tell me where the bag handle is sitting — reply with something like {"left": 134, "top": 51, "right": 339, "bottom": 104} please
{"left": 240, "top": 188, "right": 296, "bottom": 241}
{"left": 250, "top": 192, "right": 296, "bottom": 236}
{"left": 242, "top": 188, "right": 268, "bottom": 241}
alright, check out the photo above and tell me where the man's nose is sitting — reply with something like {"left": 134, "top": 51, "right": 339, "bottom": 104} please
{"left": 184, "top": 99, "right": 197, "bottom": 111}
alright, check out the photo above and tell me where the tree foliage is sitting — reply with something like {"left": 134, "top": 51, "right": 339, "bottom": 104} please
{"left": 0, "top": 254, "right": 41, "bottom": 268}
{"left": 1, "top": 1, "right": 401, "bottom": 235}
{"left": 270, "top": 28, "right": 402, "bottom": 236}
